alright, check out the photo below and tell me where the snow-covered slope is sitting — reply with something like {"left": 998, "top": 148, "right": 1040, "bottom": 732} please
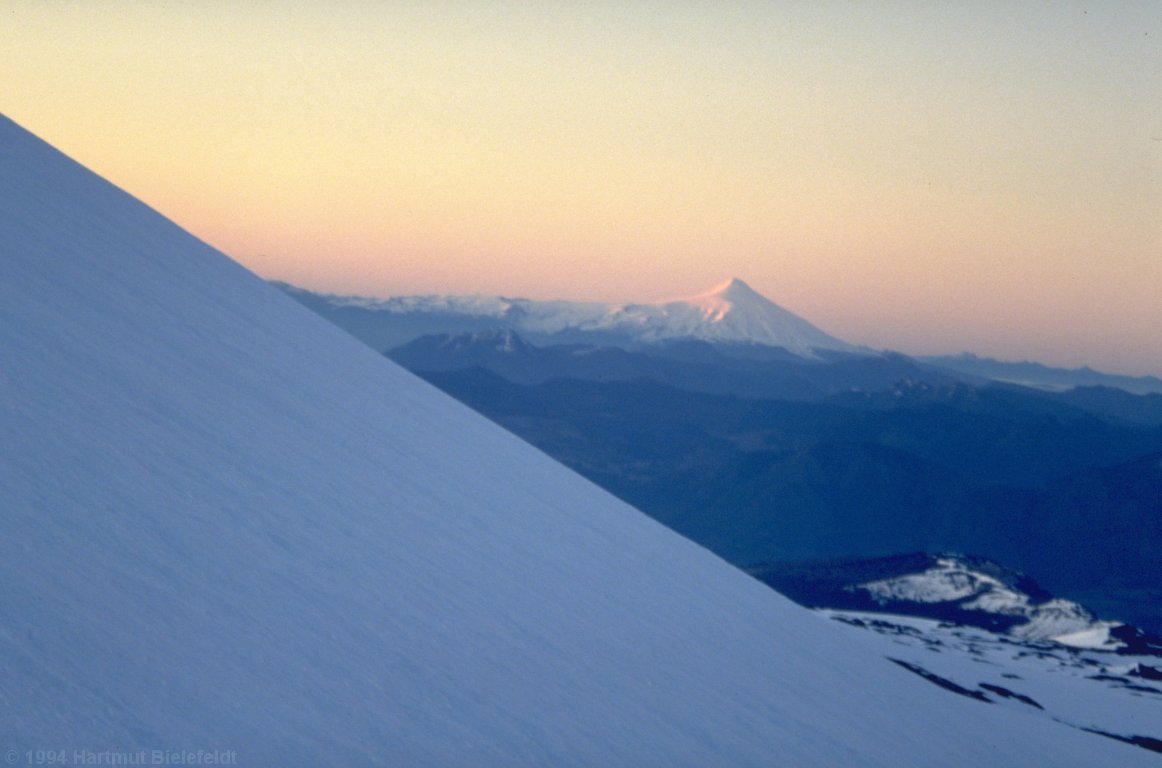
{"left": 279, "top": 276, "right": 858, "bottom": 356}
{"left": 1, "top": 114, "right": 1152, "bottom": 765}
{"left": 824, "top": 610, "right": 1162, "bottom": 755}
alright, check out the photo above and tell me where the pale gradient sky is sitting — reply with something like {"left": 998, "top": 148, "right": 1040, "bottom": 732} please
{"left": 5, "top": 2, "right": 1160, "bottom": 375}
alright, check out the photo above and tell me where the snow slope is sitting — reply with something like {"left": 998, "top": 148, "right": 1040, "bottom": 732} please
{"left": 282, "top": 276, "right": 858, "bottom": 356}
{"left": 824, "top": 611, "right": 1162, "bottom": 755}
{"left": 0, "top": 114, "right": 1152, "bottom": 766}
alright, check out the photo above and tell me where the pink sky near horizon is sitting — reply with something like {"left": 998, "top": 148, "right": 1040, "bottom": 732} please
{"left": 4, "top": 2, "right": 1161, "bottom": 376}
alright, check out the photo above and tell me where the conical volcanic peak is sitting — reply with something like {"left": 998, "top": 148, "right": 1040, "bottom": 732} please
{"left": 698, "top": 276, "right": 764, "bottom": 303}
{"left": 682, "top": 277, "right": 781, "bottom": 320}
{"left": 645, "top": 277, "right": 856, "bottom": 355}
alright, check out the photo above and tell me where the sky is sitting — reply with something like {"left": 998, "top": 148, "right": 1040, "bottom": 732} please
{"left": 4, "top": 2, "right": 1160, "bottom": 376}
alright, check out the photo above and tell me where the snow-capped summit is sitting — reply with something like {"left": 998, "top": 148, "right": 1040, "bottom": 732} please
{"left": 280, "top": 277, "right": 860, "bottom": 357}
{"left": 3, "top": 114, "right": 1153, "bottom": 765}
{"left": 685, "top": 276, "right": 768, "bottom": 319}
{"left": 625, "top": 276, "right": 856, "bottom": 354}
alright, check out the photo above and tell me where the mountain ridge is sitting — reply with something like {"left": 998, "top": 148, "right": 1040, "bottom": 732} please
{"left": 748, "top": 553, "right": 1142, "bottom": 649}
{"left": 281, "top": 281, "right": 1162, "bottom": 393}
{"left": 922, "top": 353, "right": 1162, "bottom": 396}
{"left": 276, "top": 277, "right": 859, "bottom": 356}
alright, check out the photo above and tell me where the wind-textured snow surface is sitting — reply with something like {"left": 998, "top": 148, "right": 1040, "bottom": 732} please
{"left": 0, "top": 114, "right": 1153, "bottom": 766}
{"left": 823, "top": 610, "right": 1162, "bottom": 753}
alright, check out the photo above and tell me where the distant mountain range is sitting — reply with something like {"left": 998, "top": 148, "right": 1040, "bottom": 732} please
{"left": 387, "top": 329, "right": 956, "bottom": 401}
{"left": 277, "top": 277, "right": 857, "bottom": 356}
{"left": 278, "top": 280, "right": 1162, "bottom": 395}
{"left": 920, "top": 353, "right": 1162, "bottom": 396}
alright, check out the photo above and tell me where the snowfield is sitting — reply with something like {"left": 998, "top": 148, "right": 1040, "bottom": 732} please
{"left": 825, "top": 610, "right": 1162, "bottom": 754}
{"left": 0, "top": 113, "right": 1155, "bottom": 766}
